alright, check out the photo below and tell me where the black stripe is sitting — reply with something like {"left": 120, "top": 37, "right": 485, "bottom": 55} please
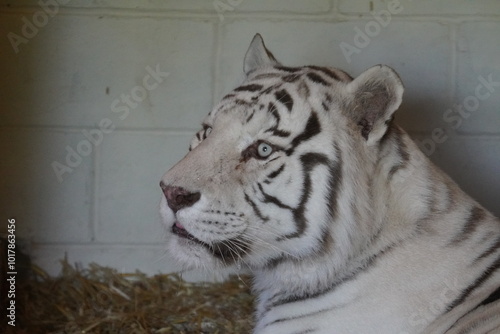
{"left": 265, "top": 103, "right": 291, "bottom": 137}
{"left": 222, "top": 93, "right": 236, "bottom": 100}
{"left": 268, "top": 101, "right": 279, "bottom": 115}
{"left": 317, "top": 225, "right": 334, "bottom": 256}
{"left": 267, "top": 164, "right": 285, "bottom": 179}
{"left": 321, "top": 101, "right": 329, "bottom": 111}
{"left": 475, "top": 236, "right": 500, "bottom": 262}
{"left": 234, "top": 84, "right": 263, "bottom": 92}
{"left": 245, "top": 110, "right": 255, "bottom": 123}
{"left": 275, "top": 89, "right": 294, "bottom": 112}
{"left": 286, "top": 111, "right": 321, "bottom": 156}
{"left": 445, "top": 256, "right": 500, "bottom": 312}
{"left": 264, "top": 255, "right": 289, "bottom": 269}
{"left": 266, "top": 307, "right": 331, "bottom": 328}
{"left": 234, "top": 99, "right": 251, "bottom": 106}
{"left": 201, "top": 125, "right": 211, "bottom": 140}
{"left": 276, "top": 66, "right": 301, "bottom": 73}
{"left": 388, "top": 126, "right": 410, "bottom": 180}
{"left": 283, "top": 74, "right": 301, "bottom": 83}
{"left": 301, "top": 152, "right": 329, "bottom": 172}
{"left": 306, "top": 72, "right": 329, "bottom": 86}
{"left": 443, "top": 181, "right": 457, "bottom": 214}
{"left": 326, "top": 143, "right": 342, "bottom": 222}
{"left": 265, "top": 156, "right": 281, "bottom": 165}
{"left": 258, "top": 183, "right": 292, "bottom": 210}
{"left": 450, "top": 206, "right": 486, "bottom": 245}
{"left": 292, "top": 329, "right": 316, "bottom": 334}
{"left": 244, "top": 192, "right": 269, "bottom": 223}
{"left": 216, "top": 105, "right": 226, "bottom": 113}
{"left": 478, "top": 286, "right": 500, "bottom": 307}
{"left": 279, "top": 153, "right": 329, "bottom": 240}
{"left": 272, "top": 129, "right": 291, "bottom": 137}
{"left": 253, "top": 73, "right": 281, "bottom": 80}
{"left": 261, "top": 85, "right": 276, "bottom": 95}
{"left": 307, "top": 66, "right": 343, "bottom": 81}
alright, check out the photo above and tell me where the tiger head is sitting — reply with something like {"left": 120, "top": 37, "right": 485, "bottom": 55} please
{"left": 159, "top": 34, "right": 404, "bottom": 273}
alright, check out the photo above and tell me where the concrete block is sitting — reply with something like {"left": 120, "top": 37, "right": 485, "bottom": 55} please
{"left": 455, "top": 22, "right": 500, "bottom": 134}
{"left": 97, "top": 131, "right": 193, "bottom": 243}
{"left": 1, "top": 0, "right": 331, "bottom": 14}
{"left": 411, "top": 134, "right": 500, "bottom": 217}
{"left": 0, "top": 14, "right": 214, "bottom": 129}
{"left": 339, "top": 0, "right": 500, "bottom": 16}
{"left": 0, "top": 130, "right": 93, "bottom": 242}
{"left": 0, "top": 0, "right": 216, "bottom": 11}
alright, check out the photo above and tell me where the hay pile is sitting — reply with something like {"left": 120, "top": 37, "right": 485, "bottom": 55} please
{"left": 5, "top": 261, "right": 254, "bottom": 334}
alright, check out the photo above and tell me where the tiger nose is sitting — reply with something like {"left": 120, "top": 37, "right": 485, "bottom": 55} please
{"left": 160, "top": 182, "right": 201, "bottom": 213}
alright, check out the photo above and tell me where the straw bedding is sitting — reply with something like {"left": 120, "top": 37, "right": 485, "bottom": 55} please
{"left": 2, "top": 260, "right": 254, "bottom": 334}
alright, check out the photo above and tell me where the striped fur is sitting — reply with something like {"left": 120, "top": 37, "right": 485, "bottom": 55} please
{"left": 159, "top": 34, "right": 500, "bottom": 334}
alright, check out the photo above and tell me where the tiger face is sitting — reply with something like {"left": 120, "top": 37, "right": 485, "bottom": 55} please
{"left": 159, "top": 34, "right": 403, "bottom": 272}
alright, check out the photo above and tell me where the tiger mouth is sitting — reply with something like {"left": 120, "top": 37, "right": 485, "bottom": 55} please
{"left": 171, "top": 222, "right": 248, "bottom": 263}
{"left": 172, "top": 222, "right": 208, "bottom": 246}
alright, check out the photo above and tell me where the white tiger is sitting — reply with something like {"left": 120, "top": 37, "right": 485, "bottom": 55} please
{"left": 159, "top": 34, "right": 500, "bottom": 334}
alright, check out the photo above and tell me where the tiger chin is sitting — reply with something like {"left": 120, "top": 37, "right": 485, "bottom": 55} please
{"left": 159, "top": 34, "right": 500, "bottom": 334}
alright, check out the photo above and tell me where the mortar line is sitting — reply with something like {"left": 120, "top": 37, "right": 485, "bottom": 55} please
{"left": 449, "top": 22, "right": 459, "bottom": 114}
{"left": 330, "top": 0, "right": 338, "bottom": 17}
{"left": 1, "top": 6, "right": 498, "bottom": 21}
{"left": 213, "top": 19, "right": 224, "bottom": 103}
{"left": 90, "top": 133, "right": 100, "bottom": 242}
{"left": 0, "top": 125, "right": 200, "bottom": 134}
{"left": 32, "top": 242, "right": 168, "bottom": 247}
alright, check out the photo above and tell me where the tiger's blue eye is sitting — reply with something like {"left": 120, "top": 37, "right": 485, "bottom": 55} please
{"left": 257, "top": 142, "right": 273, "bottom": 158}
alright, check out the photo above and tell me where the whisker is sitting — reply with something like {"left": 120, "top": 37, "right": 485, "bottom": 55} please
{"left": 238, "top": 229, "right": 301, "bottom": 261}
{"left": 215, "top": 243, "right": 228, "bottom": 268}
{"left": 222, "top": 239, "right": 255, "bottom": 286}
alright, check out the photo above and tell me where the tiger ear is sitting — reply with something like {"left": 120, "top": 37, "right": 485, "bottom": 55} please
{"left": 346, "top": 65, "right": 404, "bottom": 145}
{"left": 244, "top": 34, "right": 280, "bottom": 75}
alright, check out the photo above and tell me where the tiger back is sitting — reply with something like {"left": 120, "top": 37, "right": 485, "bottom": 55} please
{"left": 159, "top": 34, "right": 500, "bottom": 334}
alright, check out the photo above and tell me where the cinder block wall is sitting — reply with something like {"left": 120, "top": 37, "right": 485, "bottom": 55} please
{"left": 1, "top": 0, "right": 499, "bottom": 277}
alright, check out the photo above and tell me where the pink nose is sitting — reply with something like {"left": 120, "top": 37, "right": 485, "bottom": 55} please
{"left": 160, "top": 182, "right": 201, "bottom": 213}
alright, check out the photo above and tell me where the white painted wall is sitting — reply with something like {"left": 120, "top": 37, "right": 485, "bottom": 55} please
{"left": 1, "top": 0, "right": 499, "bottom": 278}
